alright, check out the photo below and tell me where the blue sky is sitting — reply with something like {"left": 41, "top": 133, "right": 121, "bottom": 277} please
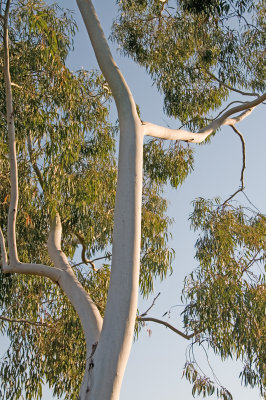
{"left": 2, "top": 1, "right": 265, "bottom": 399}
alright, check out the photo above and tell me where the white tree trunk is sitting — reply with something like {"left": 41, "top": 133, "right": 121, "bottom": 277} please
{"left": 77, "top": 1, "right": 143, "bottom": 398}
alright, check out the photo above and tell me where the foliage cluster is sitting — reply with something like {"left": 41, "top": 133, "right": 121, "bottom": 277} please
{"left": 114, "top": 0, "right": 265, "bottom": 130}
{"left": 182, "top": 198, "right": 265, "bottom": 398}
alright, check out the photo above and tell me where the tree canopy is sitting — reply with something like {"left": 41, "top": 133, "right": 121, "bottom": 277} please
{"left": 113, "top": 0, "right": 265, "bottom": 129}
{"left": 0, "top": 0, "right": 265, "bottom": 399}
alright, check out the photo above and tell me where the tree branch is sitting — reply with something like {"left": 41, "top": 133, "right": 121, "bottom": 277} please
{"left": 0, "top": 227, "right": 8, "bottom": 267}
{"left": 140, "top": 292, "right": 161, "bottom": 317}
{"left": 2, "top": 260, "right": 63, "bottom": 282}
{"left": 138, "top": 317, "right": 196, "bottom": 340}
{"left": 207, "top": 71, "right": 260, "bottom": 97}
{"left": 142, "top": 93, "right": 266, "bottom": 142}
{"left": 71, "top": 254, "right": 112, "bottom": 269}
{"left": 47, "top": 213, "right": 103, "bottom": 352}
{"left": 211, "top": 100, "right": 248, "bottom": 121}
{"left": 3, "top": 0, "right": 19, "bottom": 263}
{"left": 27, "top": 133, "right": 45, "bottom": 191}
{"left": 231, "top": 126, "right": 246, "bottom": 188}
{"left": 76, "top": 0, "right": 139, "bottom": 121}
{"left": 0, "top": 314, "right": 51, "bottom": 327}
{"left": 10, "top": 82, "right": 22, "bottom": 89}
{"left": 75, "top": 232, "right": 97, "bottom": 271}
{"left": 222, "top": 125, "right": 246, "bottom": 204}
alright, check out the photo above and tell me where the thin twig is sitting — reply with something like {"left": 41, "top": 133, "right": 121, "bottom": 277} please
{"left": 71, "top": 254, "right": 112, "bottom": 269}
{"left": 238, "top": 250, "right": 261, "bottom": 280}
{"left": 211, "top": 100, "right": 248, "bottom": 121}
{"left": 242, "top": 191, "right": 261, "bottom": 213}
{"left": 0, "top": 227, "right": 8, "bottom": 267}
{"left": 140, "top": 292, "right": 161, "bottom": 317}
{"left": 162, "top": 303, "right": 186, "bottom": 317}
{"left": 75, "top": 232, "right": 97, "bottom": 271}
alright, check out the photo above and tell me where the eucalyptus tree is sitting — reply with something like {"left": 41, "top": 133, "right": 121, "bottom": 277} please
{"left": 0, "top": 1, "right": 175, "bottom": 398}
{"left": 0, "top": 0, "right": 265, "bottom": 399}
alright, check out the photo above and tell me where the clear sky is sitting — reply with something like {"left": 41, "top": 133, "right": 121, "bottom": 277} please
{"left": 2, "top": 1, "right": 265, "bottom": 399}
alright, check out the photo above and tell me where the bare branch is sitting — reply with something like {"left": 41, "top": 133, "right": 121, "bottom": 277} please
{"left": 242, "top": 192, "right": 261, "bottom": 213}
{"left": 239, "top": 250, "right": 261, "bottom": 281}
{"left": 0, "top": 314, "right": 51, "bottom": 327}
{"left": 142, "top": 93, "right": 266, "bottom": 143}
{"left": 48, "top": 214, "right": 73, "bottom": 272}
{"left": 138, "top": 317, "right": 196, "bottom": 340}
{"left": 92, "top": 254, "right": 111, "bottom": 263}
{"left": 211, "top": 100, "right": 248, "bottom": 121}
{"left": 72, "top": 254, "right": 112, "bottom": 269}
{"left": 75, "top": 232, "right": 97, "bottom": 271}
{"left": 140, "top": 293, "right": 161, "bottom": 317}
{"left": 10, "top": 82, "right": 22, "bottom": 89}
{"left": 222, "top": 125, "right": 246, "bottom": 205}
{"left": 231, "top": 125, "right": 246, "bottom": 188}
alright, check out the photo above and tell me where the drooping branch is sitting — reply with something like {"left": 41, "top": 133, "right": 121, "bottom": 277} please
{"left": 222, "top": 126, "right": 246, "bottom": 205}
{"left": 138, "top": 316, "right": 196, "bottom": 340}
{"left": 142, "top": 93, "right": 266, "bottom": 142}
{"left": 231, "top": 125, "right": 246, "bottom": 188}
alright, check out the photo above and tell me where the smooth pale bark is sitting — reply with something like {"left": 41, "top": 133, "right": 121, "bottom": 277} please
{"left": 48, "top": 215, "right": 103, "bottom": 349}
{"left": 143, "top": 94, "right": 266, "bottom": 142}
{"left": 3, "top": 0, "right": 19, "bottom": 264}
{"left": 77, "top": 1, "right": 143, "bottom": 398}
